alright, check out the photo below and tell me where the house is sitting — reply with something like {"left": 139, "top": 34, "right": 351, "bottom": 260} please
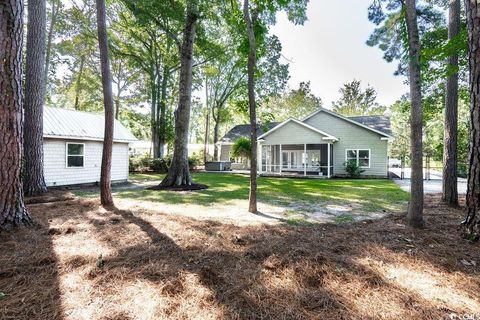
{"left": 43, "top": 107, "right": 137, "bottom": 186}
{"left": 216, "top": 108, "right": 393, "bottom": 178}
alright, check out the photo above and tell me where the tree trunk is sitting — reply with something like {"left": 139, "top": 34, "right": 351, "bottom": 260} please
{"left": 0, "top": 0, "right": 33, "bottom": 229}
{"left": 24, "top": 0, "right": 48, "bottom": 196}
{"left": 96, "top": 0, "right": 114, "bottom": 207}
{"left": 115, "top": 97, "right": 120, "bottom": 120}
{"left": 404, "top": 0, "right": 424, "bottom": 227}
{"left": 158, "top": 67, "right": 169, "bottom": 159}
{"left": 464, "top": 0, "right": 480, "bottom": 239}
{"left": 243, "top": 0, "right": 258, "bottom": 213}
{"left": 45, "top": 0, "right": 59, "bottom": 84}
{"left": 203, "top": 75, "right": 210, "bottom": 163}
{"left": 160, "top": 0, "right": 198, "bottom": 187}
{"left": 213, "top": 114, "right": 220, "bottom": 160}
{"left": 74, "top": 55, "right": 85, "bottom": 110}
{"left": 150, "top": 70, "right": 159, "bottom": 158}
{"left": 442, "top": 0, "right": 460, "bottom": 206}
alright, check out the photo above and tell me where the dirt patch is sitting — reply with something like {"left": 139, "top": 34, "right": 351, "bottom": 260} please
{"left": 147, "top": 183, "right": 209, "bottom": 192}
{"left": 0, "top": 194, "right": 479, "bottom": 319}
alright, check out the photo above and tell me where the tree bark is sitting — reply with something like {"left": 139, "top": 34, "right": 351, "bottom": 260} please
{"left": 213, "top": 113, "right": 220, "bottom": 160}
{"left": 404, "top": 0, "right": 424, "bottom": 227}
{"left": 204, "top": 74, "right": 210, "bottom": 163}
{"left": 24, "top": 0, "right": 48, "bottom": 196}
{"left": 96, "top": 0, "right": 114, "bottom": 206}
{"left": 0, "top": 0, "right": 33, "bottom": 229}
{"left": 74, "top": 55, "right": 85, "bottom": 110}
{"left": 158, "top": 66, "right": 169, "bottom": 159}
{"left": 243, "top": 0, "right": 258, "bottom": 213}
{"left": 442, "top": 0, "right": 460, "bottom": 206}
{"left": 45, "top": 0, "right": 59, "bottom": 84}
{"left": 160, "top": 0, "right": 198, "bottom": 187}
{"left": 464, "top": 0, "right": 480, "bottom": 239}
{"left": 150, "top": 69, "right": 159, "bottom": 158}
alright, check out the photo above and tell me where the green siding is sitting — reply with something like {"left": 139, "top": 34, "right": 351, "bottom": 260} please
{"left": 304, "top": 111, "right": 388, "bottom": 177}
{"left": 261, "top": 121, "right": 327, "bottom": 145}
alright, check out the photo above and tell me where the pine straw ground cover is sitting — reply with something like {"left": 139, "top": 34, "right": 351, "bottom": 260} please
{"left": 0, "top": 194, "right": 479, "bottom": 320}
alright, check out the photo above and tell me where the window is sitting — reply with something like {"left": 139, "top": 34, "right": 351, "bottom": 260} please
{"left": 345, "top": 149, "right": 370, "bottom": 168}
{"left": 66, "top": 143, "right": 84, "bottom": 167}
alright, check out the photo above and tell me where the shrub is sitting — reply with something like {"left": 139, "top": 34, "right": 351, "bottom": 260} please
{"left": 129, "top": 154, "right": 200, "bottom": 173}
{"left": 344, "top": 159, "right": 364, "bottom": 178}
{"left": 232, "top": 137, "right": 251, "bottom": 159}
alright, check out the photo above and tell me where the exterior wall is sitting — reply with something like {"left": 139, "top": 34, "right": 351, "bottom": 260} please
{"left": 219, "top": 144, "right": 231, "bottom": 161}
{"left": 261, "top": 121, "right": 326, "bottom": 145}
{"left": 43, "top": 138, "right": 129, "bottom": 186}
{"left": 304, "top": 112, "right": 388, "bottom": 177}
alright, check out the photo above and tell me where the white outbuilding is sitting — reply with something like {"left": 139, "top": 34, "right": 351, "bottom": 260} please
{"left": 43, "top": 107, "right": 137, "bottom": 187}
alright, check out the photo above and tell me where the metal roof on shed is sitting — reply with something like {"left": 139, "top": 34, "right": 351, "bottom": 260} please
{"left": 44, "top": 107, "right": 137, "bottom": 142}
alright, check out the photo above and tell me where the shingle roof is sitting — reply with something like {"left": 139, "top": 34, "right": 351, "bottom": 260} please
{"left": 43, "top": 107, "right": 137, "bottom": 142}
{"left": 347, "top": 115, "right": 392, "bottom": 136}
{"left": 219, "top": 122, "right": 279, "bottom": 143}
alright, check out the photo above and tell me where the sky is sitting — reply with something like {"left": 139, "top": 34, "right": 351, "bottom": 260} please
{"left": 269, "top": 0, "right": 409, "bottom": 108}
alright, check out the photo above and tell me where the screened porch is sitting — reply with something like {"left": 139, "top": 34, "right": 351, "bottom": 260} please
{"left": 260, "top": 143, "right": 333, "bottom": 177}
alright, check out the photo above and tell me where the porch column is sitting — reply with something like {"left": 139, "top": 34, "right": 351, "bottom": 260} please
{"left": 258, "top": 141, "right": 262, "bottom": 174}
{"left": 304, "top": 143, "right": 307, "bottom": 176}
{"left": 327, "top": 142, "right": 331, "bottom": 178}
{"left": 279, "top": 144, "right": 282, "bottom": 174}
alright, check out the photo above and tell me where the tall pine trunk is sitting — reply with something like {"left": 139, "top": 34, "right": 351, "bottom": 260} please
{"left": 442, "top": 0, "right": 460, "bottom": 206}
{"left": 243, "top": 0, "right": 258, "bottom": 213}
{"left": 404, "top": 0, "right": 424, "bottom": 227}
{"left": 45, "top": 0, "right": 59, "bottom": 84}
{"left": 0, "top": 0, "right": 33, "bottom": 229}
{"left": 464, "top": 0, "right": 480, "bottom": 239}
{"left": 160, "top": 0, "right": 198, "bottom": 187}
{"left": 95, "top": 0, "right": 114, "bottom": 206}
{"left": 24, "top": 0, "right": 48, "bottom": 196}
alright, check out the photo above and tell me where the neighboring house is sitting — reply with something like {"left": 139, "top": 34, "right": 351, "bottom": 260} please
{"left": 216, "top": 108, "right": 393, "bottom": 177}
{"left": 43, "top": 107, "right": 137, "bottom": 186}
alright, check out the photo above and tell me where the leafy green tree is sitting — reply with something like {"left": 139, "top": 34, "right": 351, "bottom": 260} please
{"left": 262, "top": 81, "right": 322, "bottom": 121}
{"left": 232, "top": 137, "right": 252, "bottom": 159}
{"left": 331, "top": 80, "right": 385, "bottom": 116}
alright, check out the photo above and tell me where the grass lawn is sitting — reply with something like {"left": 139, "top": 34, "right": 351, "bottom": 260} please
{"left": 122, "top": 172, "right": 409, "bottom": 214}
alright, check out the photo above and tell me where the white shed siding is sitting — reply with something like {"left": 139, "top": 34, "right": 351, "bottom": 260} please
{"left": 261, "top": 121, "right": 327, "bottom": 145}
{"left": 304, "top": 111, "right": 388, "bottom": 177}
{"left": 44, "top": 138, "right": 129, "bottom": 186}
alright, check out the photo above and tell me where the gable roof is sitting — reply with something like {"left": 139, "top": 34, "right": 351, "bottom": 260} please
{"left": 348, "top": 115, "right": 392, "bottom": 136}
{"left": 302, "top": 108, "right": 393, "bottom": 138}
{"left": 218, "top": 122, "right": 279, "bottom": 144}
{"left": 43, "top": 107, "right": 137, "bottom": 142}
{"left": 258, "top": 118, "right": 338, "bottom": 141}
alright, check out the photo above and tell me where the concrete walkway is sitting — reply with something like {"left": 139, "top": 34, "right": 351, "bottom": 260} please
{"left": 390, "top": 168, "right": 467, "bottom": 194}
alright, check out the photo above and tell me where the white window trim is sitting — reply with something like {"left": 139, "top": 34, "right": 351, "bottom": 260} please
{"left": 66, "top": 142, "right": 85, "bottom": 168}
{"left": 345, "top": 148, "right": 371, "bottom": 169}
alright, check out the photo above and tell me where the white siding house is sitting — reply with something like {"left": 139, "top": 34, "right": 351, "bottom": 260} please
{"left": 43, "top": 107, "right": 136, "bottom": 187}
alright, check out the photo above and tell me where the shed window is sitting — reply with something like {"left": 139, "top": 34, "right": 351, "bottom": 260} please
{"left": 346, "top": 149, "right": 370, "bottom": 168}
{"left": 67, "top": 143, "right": 84, "bottom": 167}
